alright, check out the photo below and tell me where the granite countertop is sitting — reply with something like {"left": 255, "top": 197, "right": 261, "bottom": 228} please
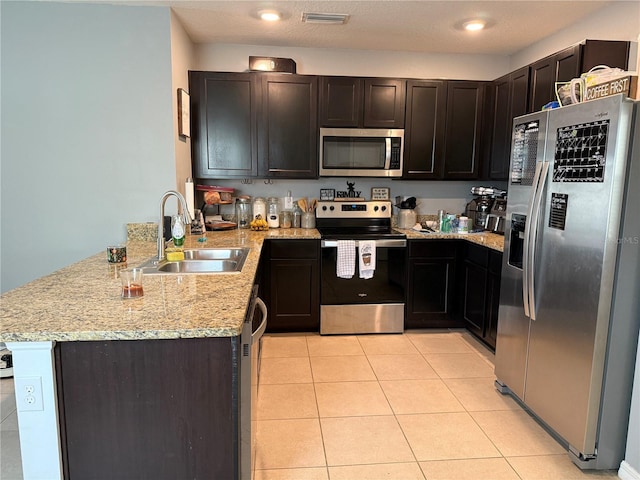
{"left": 0, "top": 228, "right": 320, "bottom": 342}
{"left": 398, "top": 228, "right": 505, "bottom": 252}
{"left": 0, "top": 225, "right": 501, "bottom": 343}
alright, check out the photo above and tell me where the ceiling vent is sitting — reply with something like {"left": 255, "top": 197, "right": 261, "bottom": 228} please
{"left": 302, "top": 12, "right": 350, "bottom": 25}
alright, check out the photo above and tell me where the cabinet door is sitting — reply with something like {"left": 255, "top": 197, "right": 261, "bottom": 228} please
{"left": 443, "top": 81, "right": 485, "bottom": 179}
{"left": 363, "top": 78, "right": 406, "bottom": 128}
{"left": 267, "top": 240, "right": 320, "bottom": 333}
{"left": 487, "top": 67, "right": 529, "bottom": 180}
{"left": 403, "top": 80, "right": 447, "bottom": 179}
{"left": 485, "top": 251, "right": 503, "bottom": 350}
{"left": 529, "top": 45, "right": 580, "bottom": 112}
{"left": 462, "top": 261, "right": 488, "bottom": 339}
{"left": 258, "top": 74, "right": 318, "bottom": 178}
{"left": 319, "top": 76, "right": 362, "bottom": 127}
{"left": 406, "top": 258, "right": 457, "bottom": 328}
{"left": 190, "top": 72, "right": 258, "bottom": 178}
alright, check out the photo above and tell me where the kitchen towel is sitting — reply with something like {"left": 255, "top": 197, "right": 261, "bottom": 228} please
{"left": 336, "top": 240, "right": 356, "bottom": 279}
{"left": 358, "top": 240, "right": 376, "bottom": 279}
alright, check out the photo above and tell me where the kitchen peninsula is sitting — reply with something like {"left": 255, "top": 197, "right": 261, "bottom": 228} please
{"left": 1, "top": 227, "right": 503, "bottom": 479}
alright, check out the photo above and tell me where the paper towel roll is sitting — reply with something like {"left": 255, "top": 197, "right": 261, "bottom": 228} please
{"left": 185, "top": 178, "right": 195, "bottom": 219}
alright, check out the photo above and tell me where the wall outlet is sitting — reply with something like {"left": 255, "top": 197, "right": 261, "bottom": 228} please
{"left": 15, "top": 377, "right": 44, "bottom": 412}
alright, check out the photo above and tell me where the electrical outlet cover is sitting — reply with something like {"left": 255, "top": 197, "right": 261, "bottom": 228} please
{"left": 15, "top": 376, "right": 44, "bottom": 412}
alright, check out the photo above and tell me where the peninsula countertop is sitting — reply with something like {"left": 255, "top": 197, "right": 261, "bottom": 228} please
{"left": 0, "top": 228, "right": 320, "bottom": 342}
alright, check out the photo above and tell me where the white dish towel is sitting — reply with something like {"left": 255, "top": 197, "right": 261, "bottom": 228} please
{"left": 358, "top": 240, "right": 376, "bottom": 279}
{"left": 336, "top": 240, "right": 356, "bottom": 279}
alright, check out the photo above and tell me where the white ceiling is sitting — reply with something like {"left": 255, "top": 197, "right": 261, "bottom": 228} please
{"left": 46, "top": 0, "right": 619, "bottom": 56}
{"left": 163, "top": 0, "right": 615, "bottom": 55}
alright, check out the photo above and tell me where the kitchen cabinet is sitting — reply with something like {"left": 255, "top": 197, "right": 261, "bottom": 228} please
{"left": 442, "top": 81, "right": 487, "bottom": 179}
{"left": 406, "top": 240, "right": 460, "bottom": 329}
{"left": 265, "top": 239, "right": 320, "bottom": 332}
{"left": 460, "top": 243, "right": 502, "bottom": 350}
{"left": 319, "top": 76, "right": 406, "bottom": 128}
{"left": 403, "top": 80, "right": 447, "bottom": 179}
{"left": 189, "top": 71, "right": 259, "bottom": 178}
{"left": 55, "top": 337, "right": 238, "bottom": 479}
{"left": 258, "top": 74, "right": 318, "bottom": 178}
{"left": 486, "top": 66, "right": 530, "bottom": 180}
{"left": 528, "top": 40, "right": 631, "bottom": 113}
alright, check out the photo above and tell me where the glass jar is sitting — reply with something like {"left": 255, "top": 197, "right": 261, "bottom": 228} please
{"left": 253, "top": 197, "right": 266, "bottom": 221}
{"left": 301, "top": 212, "right": 316, "bottom": 229}
{"left": 292, "top": 205, "right": 302, "bottom": 228}
{"left": 398, "top": 209, "right": 417, "bottom": 229}
{"left": 235, "top": 197, "right": 252, "bottom": 229}
{"left": 267, "top": 197, "right": 280, "bottom": 228}
{"left": 280, "top": 210, "right": 292, "bottom": 229}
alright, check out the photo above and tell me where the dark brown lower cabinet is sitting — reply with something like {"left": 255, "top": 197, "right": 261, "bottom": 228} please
{"left": 265, "top": 239, "right": 320, "bottom": 333}
{"left": 460, "top": 243, "right": 503, "bottom": 350}
{"left": 55, "top": 337, "right": 239, "bottom": 480}
{"left": 406, "top": 240, "right": 461, "bottom": 329}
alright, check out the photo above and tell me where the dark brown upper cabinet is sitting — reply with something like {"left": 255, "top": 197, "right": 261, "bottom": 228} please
{"left": 258, "top": 74, "right": 318, "bottom": 178}
{"left": 442, "top": 81, "right": 487, "bottom": 179}
{"left": 403, "top": 80, "right": 447, "bottom": 179}
{"left": 189, "top": 71, "right": 259, "bottom": 178}
{"left": 319, "top": 76, "right": 406, "bottom": 128}
{"left": 528, "top": 40, "right": 631, "bottom": 113}
{"left": 486, "top": 66, "right": 530, "bottom": 180}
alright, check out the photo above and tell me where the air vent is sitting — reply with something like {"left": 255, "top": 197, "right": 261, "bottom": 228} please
{"left": 302, "top": 12, "right": 350, "bottom": 24}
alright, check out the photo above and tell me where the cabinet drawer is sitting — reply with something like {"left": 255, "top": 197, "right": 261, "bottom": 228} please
{"left": 269, "top": 239, "right": 319, "bottom": 259}
{"left": 488, "top": 250, "right": 503, "bottom": 275}
{"left": 409, "top": 240, "right": 457, "bottom": 259}
{"left": 466, "top": 243, "right": 489, "bottom": 267}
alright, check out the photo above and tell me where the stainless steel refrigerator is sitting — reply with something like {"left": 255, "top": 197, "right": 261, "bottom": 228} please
{"left": 495, "top": 94, "right": 640, "bottom": 470}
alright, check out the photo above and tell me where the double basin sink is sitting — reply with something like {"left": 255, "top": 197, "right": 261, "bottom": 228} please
{"left": 137, "top": 248, "right": 249, "bottom": 275}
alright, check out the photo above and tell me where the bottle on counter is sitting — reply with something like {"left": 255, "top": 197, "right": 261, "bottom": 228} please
{"left": 267, "top": 197, "right": 280, "bottom": 228}
{"left": 292, "top": 204, "right": 303, "bottom": 228}
{"left": 171, "top": 214, "right": 186, "bottom": 247}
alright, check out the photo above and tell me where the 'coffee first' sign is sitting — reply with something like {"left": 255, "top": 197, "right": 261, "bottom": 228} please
{"left": 584, "top": 76, "right": 639, "bottom": 102}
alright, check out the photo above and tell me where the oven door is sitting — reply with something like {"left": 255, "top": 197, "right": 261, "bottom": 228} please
{"left": 320, "top": 238, "right": 406, "bottom": 334}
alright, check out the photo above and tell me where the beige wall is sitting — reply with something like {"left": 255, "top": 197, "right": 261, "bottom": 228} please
{"left": 171, "top": 10, "right": 196, "bottom": 198}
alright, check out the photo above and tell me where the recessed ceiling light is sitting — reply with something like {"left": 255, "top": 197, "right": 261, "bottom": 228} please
{"left": 302, "top": 12, "right": 350, "bottom": 25}
{"left": 463, "top": 20, "right": 486, "bottom": 31}
{"left": 259, "top": 10, "right": 282, "bottom": 22}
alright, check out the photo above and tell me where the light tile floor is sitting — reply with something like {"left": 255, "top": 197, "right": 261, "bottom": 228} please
{"left": 1, "top": 376, "right": 22, "bottom": 480}
{"left": 0, "top": 330, "right": 622, "bottom": 479}
{"left": 255, "top": 330, "right": 620, "bottom": 480}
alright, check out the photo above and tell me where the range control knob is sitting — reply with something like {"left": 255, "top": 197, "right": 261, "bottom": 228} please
{"left": 381, "top": 205, "right": 387, "bottom": 211}
{"left": 322, "top": 205, "right": 328, "bottom": 211}
{"left": 330, "top": 206, "right": 335, "bottom": 211}
{"left": 374, "top": 206, "right": 379, "bottom": 211}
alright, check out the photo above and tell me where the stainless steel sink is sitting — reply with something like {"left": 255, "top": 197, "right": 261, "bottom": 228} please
{"left": 137, "top": 248, "right": 249, "bottom": 275}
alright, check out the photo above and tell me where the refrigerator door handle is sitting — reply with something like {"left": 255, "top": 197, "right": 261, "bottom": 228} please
{"left": 527, "top": 161, "right": 550, "bottom": 321}
{"left": 523, "top": 161, "right": 543, "bottom": 318}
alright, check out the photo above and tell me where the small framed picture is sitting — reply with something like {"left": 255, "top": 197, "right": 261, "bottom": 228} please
{"left": 371, "top": 187, "right": 390, "bottom": 200}
{"left": 320, "top": 188, "right": 335, "bottom": 201}
{"left": 178, "top": 88, "right": 190, "bottom": 137}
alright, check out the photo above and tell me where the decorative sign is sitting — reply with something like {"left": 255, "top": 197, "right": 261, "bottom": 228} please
{"left": 336, "top": 181, "right": 362, "bottom": 199}
{"left": 584, "top": 76, "right": 638, "bottom": 102}
{"left": 178, "top": 88, "right": 190, "bottom": 137}
{"left": 320, "top": 188, "right": 335, "bottom": 201}
{"left": 371, "top": 187, "right": 390, "bottom": 200}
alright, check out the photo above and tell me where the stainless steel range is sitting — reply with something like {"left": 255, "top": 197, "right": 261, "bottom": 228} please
{"left": 316, "top": 201, "right": 407, "bottom": 335}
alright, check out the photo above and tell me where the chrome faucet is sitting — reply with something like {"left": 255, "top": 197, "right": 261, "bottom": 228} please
{"left": 158, "top": 190, "right": 192, "bottom": 260}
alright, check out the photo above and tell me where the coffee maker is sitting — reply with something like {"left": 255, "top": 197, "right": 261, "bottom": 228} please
{"left": 465, "top": 187, "right": 507, "bottom": 232}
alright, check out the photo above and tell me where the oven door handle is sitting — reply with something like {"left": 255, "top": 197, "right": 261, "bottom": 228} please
{"left": 321, "top": 239, "right": 407, "bottom": 248}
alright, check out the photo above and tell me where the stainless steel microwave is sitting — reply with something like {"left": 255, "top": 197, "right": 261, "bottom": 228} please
{"left": 319, "top": 128, "right": 404, "bottom": 177}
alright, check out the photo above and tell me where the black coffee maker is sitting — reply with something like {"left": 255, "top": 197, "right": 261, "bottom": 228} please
{"left": 465, "top": 187, "right": 505, "bottom": 231}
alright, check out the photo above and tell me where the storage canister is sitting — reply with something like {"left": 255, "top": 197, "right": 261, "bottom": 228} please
{"left": 267, "top": 197, "right": 280, "bottom": 228}
{"left": 236, "top": 197, "right": 252, "bottom": 229}
{"left": 253, "top": 197, "right": 266, "bottom": 221}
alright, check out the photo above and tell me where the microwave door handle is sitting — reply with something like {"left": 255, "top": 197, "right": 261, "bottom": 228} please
{"left": 384, "top": 137, "right": 391, "bottom": 169}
